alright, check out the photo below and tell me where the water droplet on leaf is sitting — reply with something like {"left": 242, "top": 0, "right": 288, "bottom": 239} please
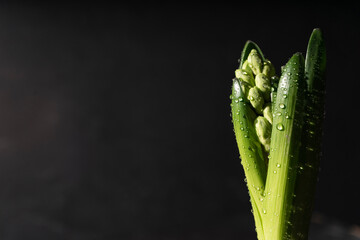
{"left": 276, "top": 123, "right": 284, "bottom": 131}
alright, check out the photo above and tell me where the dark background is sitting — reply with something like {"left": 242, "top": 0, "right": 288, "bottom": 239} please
{"left": 0, "top": 2, "right": 359, "bottom": 240}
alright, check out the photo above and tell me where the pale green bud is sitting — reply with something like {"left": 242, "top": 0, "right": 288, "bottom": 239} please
{"left": 262, "top": 60, "right": 275, "bottom": 78}
{"left": 240, "top": 80, "right": 251, "bottom": 97}
{"left": 247, "top": 49, "right": 263, "bottom": 75}
{"left": 254, "top": 116, "right": 271, "bottom": 152}
{"left": 263, "top": 103, "right": 272, "bottom": 124}
{"left": 235, "top": 68, "right": 255, "bottom": 86}
{"left": 255, "top": 73, "right": 271, "bottom": 101}
{"left": 241, "top": 60, "right": 252, "bottom": 73}
{"left": 247, "top": 87, "right": 264, "bottom": 114}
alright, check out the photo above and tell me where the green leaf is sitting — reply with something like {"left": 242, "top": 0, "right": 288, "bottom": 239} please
{"left": 231, "top": 40, "right": 268, "bottom": 240}
{"left": 263, "top": 53, "right": 306, "bottom": 240}
{"left": 287, "top": 28, "right": 327, "bottom": 240}
{"left": 231, "top": 79, "right": 266, "bottom": 207}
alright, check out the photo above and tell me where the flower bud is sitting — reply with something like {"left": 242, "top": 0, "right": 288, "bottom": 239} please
{"left": 247, "top": 49, "right": 263, "bottom": 75}
{"left": 235, "top": 68, "right": 255, "bottom": 86}
{"left": 241, "top": 60, "right": 253, "bottom": 73}
{"left": 255, "top": 73, "right": 271, "bottom": 101}
{"left": 263, "top": 103, "right": 273, "bottom": 124}
{"left": 254, "top": 116, "right": 271, "bottom": 152}
{"left": 240, "top": 80, "right": 251, "bottom": 97}
{"left": 262, "top": 60, "right": 275, "bottom": 78}
{"left": 248, "top": 87, "right": 264, "bottom": 114}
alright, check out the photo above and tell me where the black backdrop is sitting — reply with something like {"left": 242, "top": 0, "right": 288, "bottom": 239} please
{"left": 0, "top": 2, "right": 359, "bottom": 240}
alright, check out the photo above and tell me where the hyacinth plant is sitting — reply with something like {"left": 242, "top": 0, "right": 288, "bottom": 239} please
{"left": 230, "top": 28, "right": 326, "bottom": 240}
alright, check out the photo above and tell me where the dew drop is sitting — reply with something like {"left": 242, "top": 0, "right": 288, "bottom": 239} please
{"left": 306, "top": 147, "right": 314, "bottom": 151}
{"left": 276, "top": 123, "right": 284, "bottom": 131}
{"left": 305, "top": 163, "right": 313, "bottom": 168}
{"left": 276, "top": 163, "right": 281, "bottom": 168}
{"left": 273, "top": 170, "right": 277, "bottom": 174}
{"left": 239, "top": 97, "right": 244, "bottom": 102}
{"left": 279, "top": 103, "right": 286, "bottom": 109}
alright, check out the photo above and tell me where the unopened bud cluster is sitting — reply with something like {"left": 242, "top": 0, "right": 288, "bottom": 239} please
{"left": 235, "top": 49, "right": 278, "bottom": 152}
